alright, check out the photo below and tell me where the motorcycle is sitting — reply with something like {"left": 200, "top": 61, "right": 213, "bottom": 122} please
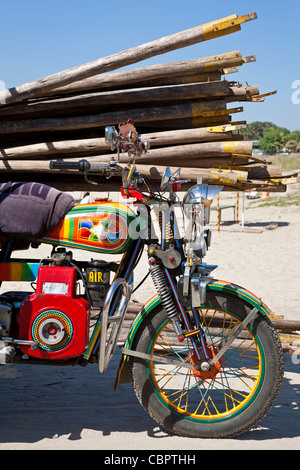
{"left": 0, "top": 122, "right": 284, "bottom": 439}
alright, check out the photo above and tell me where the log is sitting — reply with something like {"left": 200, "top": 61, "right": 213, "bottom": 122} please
{"left": 132, "top": 165, "right": 241, "bottom": 185}
{"left": 138, "top": 115, "right": 232, "bottom": 131}
{"left": 133, "top": 164, "right": 248, "bottom": 184}
{"left": 124, "top": 304, "right": 300, "bottom": 332}
{"left": 0, "top": 155, "right": 248, "bottom": 174}
{"left": 0, "top": 169, "right": 287, "bottom": 193}
{"left": 134, "top": 141, "right": 255, "bottom": 162}
{"left": 0, "top": 118, "right": 242, "bottom": 146}
{"left": 0, "top": 161, "right": 240, "bottom": 185}
{"left": 0, "top": 82, "right": 258, "bottom": 120}
{"left": 0, "top": 99, "right": 230, "bottom": 135}
{"left": 148, "top": 157, "right": 250, "bottom": 168}
{"left": 0, "top": 13, "right": 257, "bottom": 105}
{"left": 241, "top": 165, "right": 283, "bottom": 179}
{"left": 31, "top": 51, "right": 253, "bottom": 98}
{"left": 272, "top": 319, "right": 300, "bottom": 332}
{"left": 144, "top": 125, "right": 244, "bottom": 147}
{"left": 118, "top": 71, "right": 223, "bottom": 89}
{"left": 139, "top": 108, "right": 243, "bottom": 130}
{"left": 225, "top": 181, "right": 288, "bottom": 192}
{"left": 0, "top": 125, "right": 243, "bottom": 159}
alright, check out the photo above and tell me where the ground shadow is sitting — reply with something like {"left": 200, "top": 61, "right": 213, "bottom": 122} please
{"left": 0, "top": 351, "right": 299, "bottom": 444}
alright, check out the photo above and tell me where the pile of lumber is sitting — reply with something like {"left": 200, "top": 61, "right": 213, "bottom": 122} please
{"left": 0, "top": 12, "right": 297, "bottom": 192}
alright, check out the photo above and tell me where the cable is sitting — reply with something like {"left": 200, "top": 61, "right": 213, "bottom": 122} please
{"left": 132, "top": 271, "right": 150, "bottom": 294}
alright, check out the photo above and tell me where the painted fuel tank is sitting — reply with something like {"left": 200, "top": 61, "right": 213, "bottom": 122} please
{"left": 40, "top": 201, "right": 138, "bottom": 254}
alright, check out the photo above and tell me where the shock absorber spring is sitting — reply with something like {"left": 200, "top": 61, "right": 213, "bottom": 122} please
{"left": 149, "top": 264, "right": 178, "bottom": 319}
{"left": 152, "top": 204, "right": 174, "bottom": 245}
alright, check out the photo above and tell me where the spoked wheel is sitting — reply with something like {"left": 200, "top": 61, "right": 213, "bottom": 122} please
{"left": 130, "top": 291, "right": 284, "bottom": 438}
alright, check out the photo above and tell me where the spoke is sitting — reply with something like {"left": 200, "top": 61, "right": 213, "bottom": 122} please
{"left": 149, "top": 309, "right": 262, "bottom": 419}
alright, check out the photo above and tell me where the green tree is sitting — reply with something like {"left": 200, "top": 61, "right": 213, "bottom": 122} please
{"left": 285, "top": 140, "right": 298, "bottom": 152}
{"left": 289, "top": 130, "right": 300, "bottom": 143}
{"left": 240, "top": 121, "right": 277, "bottom": 140}
{"left": 259, "top": 127, "right": 290, "bottom": 154}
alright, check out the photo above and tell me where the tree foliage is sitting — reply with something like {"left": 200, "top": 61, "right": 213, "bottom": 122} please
{"left": 239, "top": 122, "right": 300, "bottom": 154}
{"left": 259, "top": 127, "right": 290, "bottom": 154}
{"left": 240, "top": 121, "right": 277, "bottom": 141}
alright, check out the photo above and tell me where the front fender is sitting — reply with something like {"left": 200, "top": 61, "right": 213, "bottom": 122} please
{"left": 114, "top": 280, "right": 273, "bottom": 391}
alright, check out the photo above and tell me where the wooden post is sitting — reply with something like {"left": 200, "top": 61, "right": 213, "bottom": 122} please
{"left": 0, "top": 82, "right": 258, "bottom": 120}
{"left": 241, "top": 192, "right": 245, "bottom": 227}
{"left": 0, "top": 127, "right": 243, "bottom": 160}
{"left": 217, "top": 194, "right": 220, "bottom": 233}
{"left": 0, "top": 99, "right": 231, "bottom": 135}
{"left": 0, "top": 13, "right": 256, "bottom": 105}
{"left": 32, "top": 51, "right": 251, "bottom": 98}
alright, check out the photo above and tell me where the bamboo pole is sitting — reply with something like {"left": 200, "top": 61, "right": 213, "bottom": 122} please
{"left": 0, "top": 13, "right": 257, "bottom": 106}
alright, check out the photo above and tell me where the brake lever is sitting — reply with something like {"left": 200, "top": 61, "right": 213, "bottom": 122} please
{"left": 84, "top": 170, "right": 98, "bottom": 186}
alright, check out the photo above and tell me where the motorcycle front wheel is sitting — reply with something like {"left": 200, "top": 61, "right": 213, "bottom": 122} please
{"left": 130, "top": 291, "right": 284, "bottom": 438}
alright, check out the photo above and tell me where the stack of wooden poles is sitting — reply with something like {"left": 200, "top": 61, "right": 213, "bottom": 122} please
{"left": 123, "top": 301, "right": 300, "bottom": 355}
{"left": 0, "top": 12, "right": 297, "bottom": 192}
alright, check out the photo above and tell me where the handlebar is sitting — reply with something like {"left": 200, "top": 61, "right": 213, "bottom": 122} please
{"left": 49, "top": 158, "right": 134, "bottom": 190}
{"left": 49, "top": 158, "right": 157, "bottom": 201}
{"left": 49, "top": 159, "right": 125, "bottom": 176}
{"left": 49, "top": 160, "right": 91, "bottom": 172}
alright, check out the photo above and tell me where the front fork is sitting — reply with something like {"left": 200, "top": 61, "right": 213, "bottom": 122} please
{"left": 149, "top": 202, "right": 211, "bottom": 364}
{"left": 149, "top": 261, "right": 210, "bottom": 363}
{"left": 164, "top": 267, "right": 210, "bottom": 362}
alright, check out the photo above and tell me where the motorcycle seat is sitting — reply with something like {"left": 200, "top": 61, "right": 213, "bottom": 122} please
{"left": 0, "top": 182, "right": 74, "bottom": 239}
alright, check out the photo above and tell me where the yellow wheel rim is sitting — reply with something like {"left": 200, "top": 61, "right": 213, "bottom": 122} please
{"left": 148, "top": 307, "right": 264, "bottom": 422}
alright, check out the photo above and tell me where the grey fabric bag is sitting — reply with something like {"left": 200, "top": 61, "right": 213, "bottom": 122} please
{"left": 0, "top": 182, "right": 74, "bottom": 239}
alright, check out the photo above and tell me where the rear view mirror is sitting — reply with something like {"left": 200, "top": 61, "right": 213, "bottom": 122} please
{"left": 161, "top": 167, "right": 171, "bottom": 191}
{"left": 105, "top": 126, "right": 119, "bottom": 150}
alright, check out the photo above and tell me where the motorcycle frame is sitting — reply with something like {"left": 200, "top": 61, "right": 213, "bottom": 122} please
{"left": 0, "top": 196, "right": 226, "bottom": 371}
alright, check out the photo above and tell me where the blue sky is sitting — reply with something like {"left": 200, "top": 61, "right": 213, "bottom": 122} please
{"left": 0, "top": 0, "right": 299, "bottom": 130}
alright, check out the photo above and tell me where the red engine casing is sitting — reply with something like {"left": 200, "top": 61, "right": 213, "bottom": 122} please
{"left": 18, "top": 266, "right": 90, "bottom": 360}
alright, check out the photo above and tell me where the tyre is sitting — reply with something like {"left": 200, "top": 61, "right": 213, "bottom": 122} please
{"left": 130, "top": 291, "right": 284, "bottom": 438}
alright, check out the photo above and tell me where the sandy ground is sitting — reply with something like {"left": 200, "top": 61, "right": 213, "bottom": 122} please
{"left": 0, "top": 184, "right": 299, "bottom": 451}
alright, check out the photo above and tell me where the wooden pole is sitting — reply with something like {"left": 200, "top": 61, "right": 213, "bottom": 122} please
{"left": 217, "top": 194, "right": 220, "bottom": 233}
{"left": 31, "top": 51, "right": 252, "bottom": 97}
{"left": 0, "top": 99, "right": 230, "bottom": 135}
{"left": 0, "top": 159, "right": 240, "bottom": 185}
{"left": 242, "top": 191, "right": 245, "bottom": 227}
{"left": 0, "top": 82, "right": 258, "bottom": 120}
{"left": 0, "top": 13, "right": 257, "bottom": 105}
{"left": 0, "top": 127, "right": 245, "bottom": 160}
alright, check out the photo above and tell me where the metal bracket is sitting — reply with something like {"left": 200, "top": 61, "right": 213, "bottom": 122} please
{"left": 2, "top": 337, "right": 39, "bottom": 350}
{"left": 209, "top": 307, "right": 259, "bottom": 366}
{"left": 121, "top": 348, "right": 197, "bottom": 371}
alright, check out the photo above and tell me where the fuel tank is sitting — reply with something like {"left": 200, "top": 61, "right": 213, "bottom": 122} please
{"left": 39, "top": 201, "right": 138, "bottom": 254}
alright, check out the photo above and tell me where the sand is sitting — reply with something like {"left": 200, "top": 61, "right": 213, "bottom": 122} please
{"left": 0, "top": 184, "right": 299, "bottom": 451}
